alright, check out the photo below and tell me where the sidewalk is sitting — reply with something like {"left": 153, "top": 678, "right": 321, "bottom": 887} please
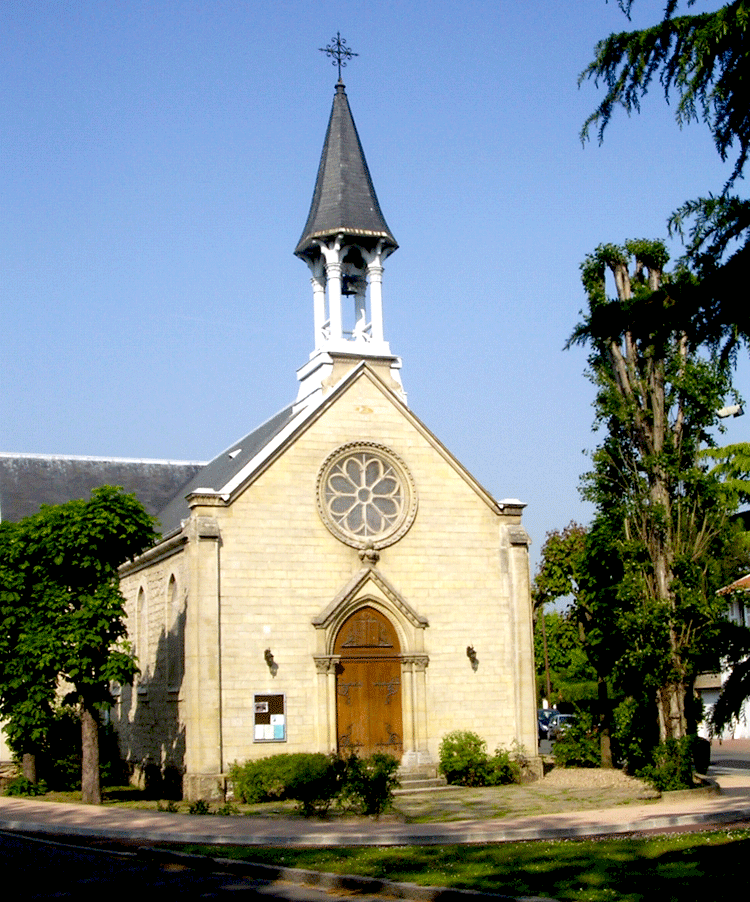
{"left": 2, "top": 771, "right": 750, "bottom": 848}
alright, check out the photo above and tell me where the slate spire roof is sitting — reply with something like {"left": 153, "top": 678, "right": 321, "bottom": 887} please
{"left": 295, "top": 80, "right": 397, "bottom": 261}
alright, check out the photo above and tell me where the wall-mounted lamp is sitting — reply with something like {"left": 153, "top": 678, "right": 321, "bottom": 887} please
{"left": 264, "top": 648, "right": 278, "bottom": 677}
{"left": 466, "top": 645, "right": 479, "bottom": 672}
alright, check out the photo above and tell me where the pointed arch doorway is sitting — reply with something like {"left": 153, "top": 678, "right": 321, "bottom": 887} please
{"left": 334, "top": 606, "right": 403, "bottom": 758}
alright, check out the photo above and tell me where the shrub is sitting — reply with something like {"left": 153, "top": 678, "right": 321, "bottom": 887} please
{"left": 4, "top": 775, "right": 48, "bottom": 797}
{"left": 340, "top": 752, "right": 400, "bottom": 816}
{"left": 552, "top": 712, "right": 600, "bottom": 768}
{"left": 286, "top": 753, "right": 343, "bottom": 816}
{"left": 612, "top": 696, "right": 657, "bottom": 773}
{"left": 636, "top": 736, "right": 696, "bottom": 792}
{"left": 438, "top": 731, "right": 521, "bottom": 786}
{"left": 188, "top": 798, "right": 211, "bottom": 815}
{"left": 229, "top": 754, "right": 302, "bottom": 803}
{"left": 215, "top": 800, "right": 239, "bottom": 816}
{"left": 157, "top": 799, "right": 179, "bottom": 813}
{"left": 13, "top": 706, "right": 128, "bottom": 792}
{"left": 228, "top": 751, "right": 399, "bottom": 817}
{"left": 487, "top": 746, "right": 521, "bottom": 785}
{"left": 439, "top": 730, "right": 491, "bottom": 786}
{"left": 229, "top": 752, "right": 343, "bottom": 814}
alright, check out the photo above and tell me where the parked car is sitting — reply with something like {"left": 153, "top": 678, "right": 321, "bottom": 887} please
{"left": 537, "top": 708, "right": 554, "bottom": 741}
{"left": 548, "top": 713, "right": 577, "bottom": 742}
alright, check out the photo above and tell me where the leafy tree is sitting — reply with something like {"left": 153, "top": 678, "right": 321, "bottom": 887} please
{"left": 533, "top": 523, "right": 588, "bottom": 611}
{"left": 533, "top": 522, "right": 619, "bottom": 765}
{"left": 581, "top": 2, "right": 750, "bottom": 350}
{"left": 534, "top": 609, "right": 598, "bottom": 706}
{"left": 568, "top": 238, "right": 743, "bottom": 743}
{"left": 0, "top": 522, "right": 60, "bottom": 783}
{"left": 703, "top": 441, "right": 750, "bottom": 510}
{"left": 582, "top": 2, "right": 750, "bottom": 187}
{"left": 0, "top": 487, "right": 157, "bottom": 803}
{"left": 533, "top": 523, "right": 592, "bottom": 705}
{"left": 710, "top": 612, "right": 750, "bottom": 734}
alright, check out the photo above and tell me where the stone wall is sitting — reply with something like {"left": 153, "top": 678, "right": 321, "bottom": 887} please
{"left": 116, "top": 369, "right": 537, "bottom": 798}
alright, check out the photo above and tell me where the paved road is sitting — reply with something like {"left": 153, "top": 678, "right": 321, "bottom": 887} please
{"left": 709, "top": 738, "right": 750, "bottom": 774}
{"left": 0, "top": 831, "right": 382, "bottom": 901}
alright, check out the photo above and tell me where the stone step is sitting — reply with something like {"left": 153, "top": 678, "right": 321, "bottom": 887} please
{"left": 394, "top": 775, "right": 448, "bottom": 794}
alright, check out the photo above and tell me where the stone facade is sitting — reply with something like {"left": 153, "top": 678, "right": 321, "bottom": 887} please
{"left": 112, "top": 75, "right": 538, "bottom": 800}
{"left": 115, "top": 363, "right": 538, "bottom": 798}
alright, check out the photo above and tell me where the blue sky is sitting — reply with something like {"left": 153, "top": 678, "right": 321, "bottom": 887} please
{"left": 1, "top": 1, "right": 744, "bottom": 572}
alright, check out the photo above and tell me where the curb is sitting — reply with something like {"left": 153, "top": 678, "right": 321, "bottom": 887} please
{"left": 139, "top": 846, "right": 552, "bottom": 902}
{"left": 2, "top": 803, "right": 750, "bottom": 846}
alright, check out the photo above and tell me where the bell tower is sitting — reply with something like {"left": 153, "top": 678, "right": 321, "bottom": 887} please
{"left": 294, "top": 37, "right": 405, "bottom": 405}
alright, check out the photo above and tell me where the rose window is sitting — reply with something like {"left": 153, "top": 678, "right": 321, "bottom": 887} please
{"left": 317, "top": 444, "right": 417, "bottom": 549}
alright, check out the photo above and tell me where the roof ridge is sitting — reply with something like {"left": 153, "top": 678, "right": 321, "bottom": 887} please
{"left": 0, "top": 451, "right": 207, "bottom": 465}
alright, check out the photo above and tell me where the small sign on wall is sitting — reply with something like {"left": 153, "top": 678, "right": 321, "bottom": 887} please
{"left": 254, "top": 693, "right": 286, "bottom": 741}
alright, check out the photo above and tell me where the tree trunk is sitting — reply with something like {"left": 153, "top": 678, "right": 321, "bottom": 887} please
{"left": 598, "top": 677, "right": 613, "bottom": 768}
{"left": 22, "top": 752, "right": 37, "bottom": 784}
{"left": 540, "top": 609, "right": 552, "bottom": 703}
{"left": 657, "top": 681, "right": 688, "bottom": 741}
{"left": 80, "top": 705, "right": 101, "bottom": 804}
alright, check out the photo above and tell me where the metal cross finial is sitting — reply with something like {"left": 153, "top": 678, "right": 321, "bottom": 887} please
{"left": 319, "top": 32, "right": 358, "bottom": 80}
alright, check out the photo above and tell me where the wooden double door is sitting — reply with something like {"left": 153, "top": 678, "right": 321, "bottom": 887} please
{"left": 334, "top": 607, "right": 403, "bottom": 758}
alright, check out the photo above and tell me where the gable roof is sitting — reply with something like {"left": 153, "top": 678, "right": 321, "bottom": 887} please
{"left": 294, "top": 81, "right": 397, "bottom": 261}
{"left": 156, "top": 403, "right": 298, "bottom": 536}
{"left": 0, "top": 452, "right": 204, "bottom": 524}
{"left": 155, "top": 363, "right": 521, "bottom": 542}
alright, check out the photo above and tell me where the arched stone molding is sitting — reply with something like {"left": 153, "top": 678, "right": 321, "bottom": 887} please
{"left": 311, "top": 566, "right": 432, "bottom": 770}
{"left": 312, "top": 565, "right": 428, "bottom": 653}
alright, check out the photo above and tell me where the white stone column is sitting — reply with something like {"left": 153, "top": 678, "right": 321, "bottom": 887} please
{"left": 367, "top": 263, "right": 384, "bottom": 343}
{"left": 311, "top": 261, "right": 326, "bottom": 349}
{"left": 328, "top": 658, "right": 340, "bottom": 752}
{"left": 314, "top": 656, "right": 339, "bottom": 752}
{"left": 401, "top": 658, "right": 416, "bottom": 763}
{"left": 326, "top": 261, "right": 343, "bottom": 341}
{"left": 414, "top": 657, "right": 430, "bottom": 763}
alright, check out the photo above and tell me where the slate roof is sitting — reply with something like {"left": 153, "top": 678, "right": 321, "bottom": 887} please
{"left": 0, "top": 453, "right": 205, "bottom": 524}
{"left": 295, "top": 81, "right": 397, "bottom": 261}
{"left": 156, "top": 403, "right": 298, "bottom": 536}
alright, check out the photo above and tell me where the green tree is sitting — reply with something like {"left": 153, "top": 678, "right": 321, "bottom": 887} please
{"left": 533, "top": 609, "right": 598, "bottom": 706}
{"left": 581, "top": 2, "right": 750, "bottom": 347}
{"left": 0, "top": 522, "right": 60, "bottom": 783}
{"left": 0, "top": 487, "right": 157, "bottom": 803}
{"left": 532, "top": 523, "right": 590, "bottom": 704}
{"left": 568, "top": 238, "right": 743, "bottom": 742}
{"left": 582, "top": 2, "right": 750, "bottom": 187}
{"left": 533, "top": 522, "right": 620, "bottom": 765}
{"left": 703, "top": 441, "right": 750, "bottom": 510}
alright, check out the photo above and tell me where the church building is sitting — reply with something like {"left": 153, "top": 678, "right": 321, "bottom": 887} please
{"left": 98, "top": 76, "right": 536, "bottom": 799}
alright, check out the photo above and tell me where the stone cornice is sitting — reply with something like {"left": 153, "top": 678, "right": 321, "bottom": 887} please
{"left": 118, "top": 530, "right": 188, "bottom": 577}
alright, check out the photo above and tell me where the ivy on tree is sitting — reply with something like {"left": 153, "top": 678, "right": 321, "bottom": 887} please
{"left": 0, "top": 486, "right": 157, "bottom": 803}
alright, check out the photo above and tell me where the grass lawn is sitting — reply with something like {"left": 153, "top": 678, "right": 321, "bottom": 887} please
{"left": 12, "top": 773, "right": 747, "bottom": 899}
{"left": 180, "top": 829, "right": 750, "bottom": 902}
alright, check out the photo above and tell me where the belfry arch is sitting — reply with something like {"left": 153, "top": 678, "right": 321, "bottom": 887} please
{"left": 312, "top": 567, "right": 431, "bottom": 770}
